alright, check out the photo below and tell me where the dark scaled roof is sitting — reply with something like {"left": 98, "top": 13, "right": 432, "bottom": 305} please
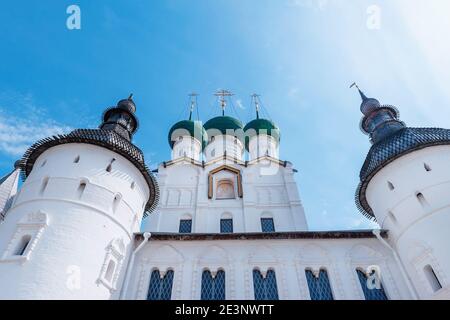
{"left": 20, "top": 97, "right": 160, "bottom": 215}
{"left": 168, "top": 120, "right": 208, "bottom": 149}
{"left": 204, "top": 116, "right": 243, "bottom": 135}
{"left": 244, "top": 118, "right": 280, "bottom": 150}
{"left": 356, "top": 127, "right": 450, "bottom": 219}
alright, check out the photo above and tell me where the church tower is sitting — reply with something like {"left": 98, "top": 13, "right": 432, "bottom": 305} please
{"left": 354, "top": 86, "right": 450, "bottom": 299}
{"left": 0, "top": 96, "right": 158, "bottom": 299}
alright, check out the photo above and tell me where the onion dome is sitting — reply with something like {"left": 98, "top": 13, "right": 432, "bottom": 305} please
{"left": 204, "top": 116, "right": 244, "bottom": 141}
{"left": 100, "top": 94, "right": 138, "bottom": 141}
{"left": 168, "top": 120, "right": 208, "bottom": 149}
{"left": 353, "top": 86, "right": 450, "bottom": 220}
{"left": 244, "top": 118, "right": 280, "bottom": 151}
{"left": 20, "top": 96, "right": 159, "bottom": 214}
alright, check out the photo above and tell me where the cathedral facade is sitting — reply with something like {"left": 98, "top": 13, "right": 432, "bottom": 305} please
{"left": 0, "top": 90, "right": 448, "bottom": 300}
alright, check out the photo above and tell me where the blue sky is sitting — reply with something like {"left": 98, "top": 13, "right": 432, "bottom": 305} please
{"left": 1, "top": 0, "right": 450, "bottom": 230}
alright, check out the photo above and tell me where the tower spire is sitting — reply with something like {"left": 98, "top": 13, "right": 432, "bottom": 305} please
{"left": 351, "top": 84, "right": 405, "bottom": 144}
{"left": 214, "top": 89, "right": 234, "bottom": 116}
{"left": 350, "top": 82, "right": 368, "bottom": 101}
{"left": 99, "top": 95, "right": 139, "bottom": 141}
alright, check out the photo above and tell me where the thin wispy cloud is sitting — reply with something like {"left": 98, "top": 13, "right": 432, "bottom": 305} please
{"left": 0, "top": 93, "right": 73, "bottom": 158}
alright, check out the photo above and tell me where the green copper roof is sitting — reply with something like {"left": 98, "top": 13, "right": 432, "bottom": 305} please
{"left": 203, "top": 116, "right": 244, "bottom": 135}
{"left": 168, "top": 120, "right": 208, "bottom": 149}
{"left": 244, "top": 118, "right": 280, "bottom": 150}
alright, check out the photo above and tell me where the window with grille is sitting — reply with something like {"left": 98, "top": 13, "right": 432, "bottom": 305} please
{"left": 253, "top": 269, "right": 279, "bottom": 300}
{"left": 201, "top": 270, "right": 226, "bottom": 300}
{"left": 147, "top": 269, "right": 174, "bottom": 300}
{"left": 261, "top": 218, "right": 275, "bottom": 232}
{"left": 356, "top": 269, "right": 388, "bottom": 300}
{"left": 220, "top": 219, "right": 233, "bottom": 233}
{"left": 305, "top": 269, "right": 334, "bottom": 300}
{"left": 179, "top": 219, "right": 192, "bottom": 233}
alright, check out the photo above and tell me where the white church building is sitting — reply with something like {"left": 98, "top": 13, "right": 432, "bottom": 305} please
{"left": 0, "top": 89, "right": 449, "bottom": 300}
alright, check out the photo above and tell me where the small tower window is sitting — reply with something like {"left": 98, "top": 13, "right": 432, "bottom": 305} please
{"left": 387, "top": 211, "right": 397, "bottom": 224}
{"left": 40, "top": 177, "right": 49, "bottom": 195}
{"left": 40, "top": 160, "right": 47, "bottom": 167}
{"left": 77, "top": 181, "right": 87, "bottom": 198}
{"left": 424, "top": 163, "right": 432, "bottom": 172}
{"left": 106, "top": 158, "right": 116, "bottom": 173}
{"left": 416, "top": 192, "right": 428, "bottom": 208}
{"left": 74, "top": 155, "right": 80, "bottom": 163}
{"left": 14, "top": 235, "right": 32, "bottom": 256}
{"left": 424, "top": 265, "right": 442, "bottom": 293}
{"left": 131, "top": 181, "right": 135, "bottom": 190}
{"left": 113, "top": 194, "right": 122, "bottom": 213}
{"left": 387, "top": 181, "right": 395, "bottom": 191}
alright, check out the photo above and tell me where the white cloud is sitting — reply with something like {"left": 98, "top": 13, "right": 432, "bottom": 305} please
{"left": 0, "top": 93, "right": 73, "bottom": 158}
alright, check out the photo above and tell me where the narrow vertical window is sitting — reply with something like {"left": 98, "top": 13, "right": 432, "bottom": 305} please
{"left": 387, "top": 181, "right": 395, "bottom": 191}
{"left": 261, "top": 218, "right": 275, "bottom": 232}
{"left": 253, "top": 269, "right": 279, "bottom": 300}
{"left": 113, "top": 194, "right": 122, "bottom": 213}
{"left": 106, "top": 158, "right": 116, "bottom": 173}
{"left": 305, "top": 269, "right": 334, "bottom": 300}
{"left": 356, "top": 269, "right": 388, "bottom": 300}
{"left": 14, "top": 235, "right": 32, "bottom": 256}
{"left": 416, "top": 192, "right": 428, "bottom": 208}
{"left": 179, "top": 219, "right": 192, "bottom": 234}
{"left": 424, "top": 163, "right": 432, "bottom": 172}
{"left": 77, "top": 181, "right": 86, "bottom": 199}
{"left": 40, "top": 177, "right": 49, "bottom": 195}
{"left": 74, "top": 155, "right": 80, "bottom": 163}
{"left": 147, "top": 270, "right": 174, "bottom": 300}
{"left": 220, "top": 219, "right": 233, "bottom": 233}
{"left": 201, "top": 270, "right": 226, "bottom": 300}
{"left": 424, "top": 265, "right": 442, "bottom": 292}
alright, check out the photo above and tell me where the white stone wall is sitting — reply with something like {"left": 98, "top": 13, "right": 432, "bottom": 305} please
{"left": 248, "top": 134, "right": 279, "bottom": 160}
{"left": 143, "top": 157, "right": 308, "bottom": 233}
{"left": 0, "top": 143, "right": 149, "bottom": 299}
{"left": 124, "top": 237, "right": 412, "bottom": 300}
{"left": 172, "top": 136, "right": 202, "bottom": 161}
{"left": 365, "top": 145, "right": 450, "bottom": 299}
{"left": 204, "top": 135, "right": 244, "bottom": 162}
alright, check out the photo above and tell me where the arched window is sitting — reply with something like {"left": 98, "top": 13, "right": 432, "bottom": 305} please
{"left": 253, "top": 269, "right": 279, "bottom": 300}
{"left": 179, "top": 219, "right": 192, "bottom": 233}
{"left": 356, "top": 269, "right": 388, "bottom": 300}
{"left": 14, "top": 235, "right": 32, "bottom": 256}
{"left": 201, "top": 270, "right": 226, "bottom": 300}
{"left": 216, "top": 179, "right": 235, "bottom": 199}
{"left": 261, "top": 218, "right": 275, "bottom": 232}
{"left": 147, "top": 269, "right": 174, "bottom": 300}
{"left": 220, "top": 218, "right": 233, "bottom": 233}
{"left": 424, "top": 265, "right": 442, "bottom": 292}
{"left": 305, "top": 269, "right": 334, "bottom": 300}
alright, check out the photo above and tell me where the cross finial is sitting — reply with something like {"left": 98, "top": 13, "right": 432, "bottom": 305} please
{"left": 251, "top": 93, "right": 261, "bottom": 119}
{"left": 214, "top": 89, "right": 234, "bottom": 116}
{"left": 188, "top": 92, "right": 198, "bottom": 120}
{"left": 350, "top": 82, "right": 368, "bottom": 101}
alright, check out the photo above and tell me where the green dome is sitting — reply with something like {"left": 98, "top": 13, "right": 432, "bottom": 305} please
{"left": 168, "top": 120, "right": 208, "bottom": 149}
{"left": 203, "top": 116, "right": 244, "bottom": 136}
{"left": 244, "top": 118, "right": 280, "bottom": 151}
